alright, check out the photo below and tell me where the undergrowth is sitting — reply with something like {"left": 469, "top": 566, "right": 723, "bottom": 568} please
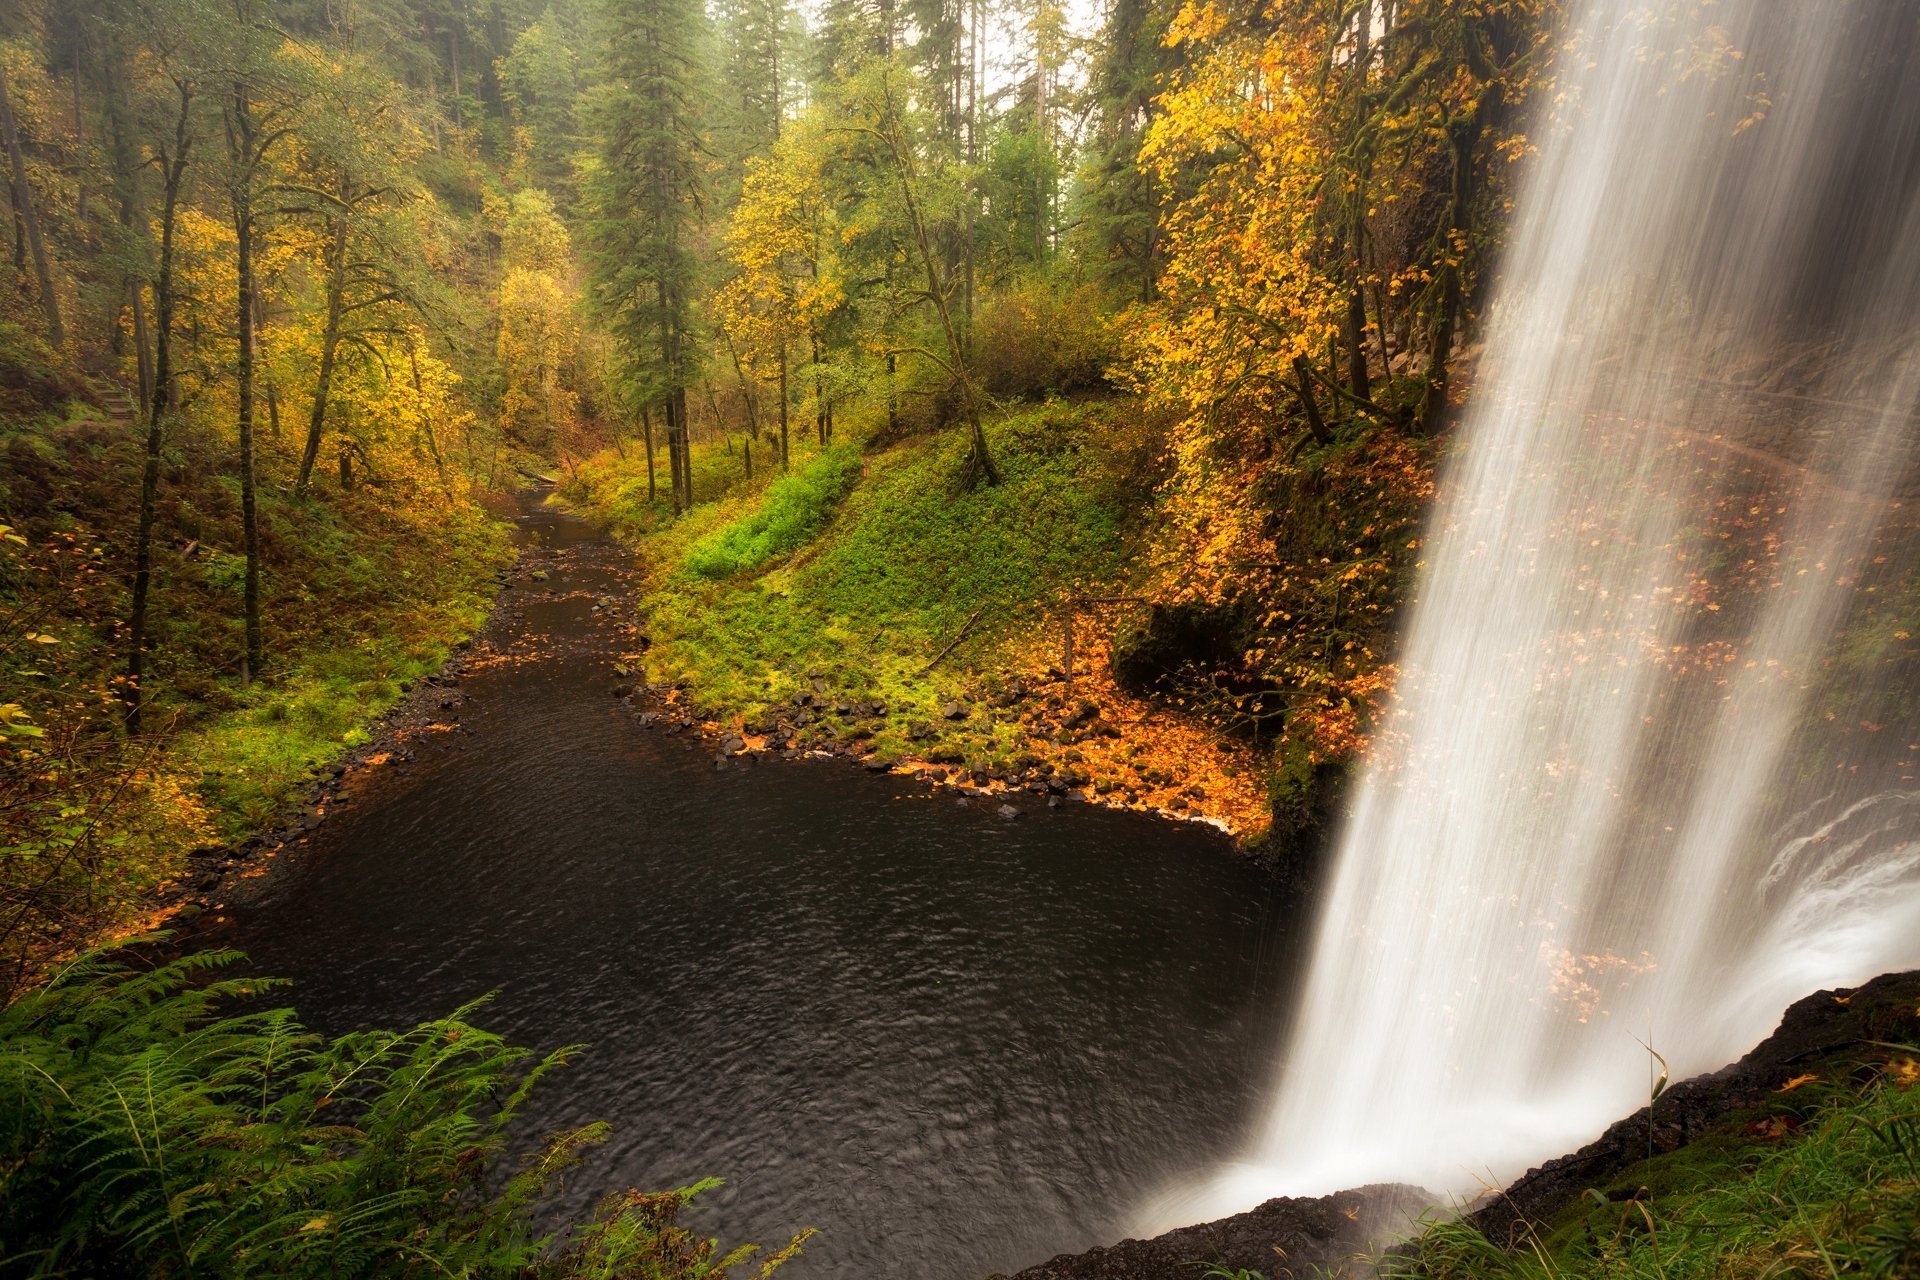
{"left": 0, "top": 944, "right": 811, "bottom": 1278}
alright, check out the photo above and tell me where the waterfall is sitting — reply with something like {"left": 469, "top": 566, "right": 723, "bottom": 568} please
{"left": 1174, "top": 0, "right": 1920, "bottom": 1216}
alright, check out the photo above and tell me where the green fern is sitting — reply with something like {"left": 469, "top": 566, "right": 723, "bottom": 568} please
{"left": 0, "top": 941, "right": 811, "bottom": 1279}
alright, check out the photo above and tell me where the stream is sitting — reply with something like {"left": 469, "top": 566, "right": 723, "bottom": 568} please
{"left": 209, "top": 492, "right": 1311, "bottom": 1279}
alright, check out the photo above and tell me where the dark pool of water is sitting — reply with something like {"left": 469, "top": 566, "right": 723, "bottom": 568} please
{"left": 212, "top": 495, "right": 1310, "bottom": 1279}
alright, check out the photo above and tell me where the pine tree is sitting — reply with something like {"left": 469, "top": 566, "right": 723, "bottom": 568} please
{"left": 1076, "top": 0, "right": 1179, "bottom": 301}
{"left": 583, "top": 0, "right": 709, "bottom": 513}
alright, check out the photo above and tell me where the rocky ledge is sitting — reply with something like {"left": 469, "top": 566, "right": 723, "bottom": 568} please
{"left": 995, "top": 969, "right": 1920, "bottom": 1279}
{"left": 989, "top": 1184, "right": 1433, "bottom": 1280}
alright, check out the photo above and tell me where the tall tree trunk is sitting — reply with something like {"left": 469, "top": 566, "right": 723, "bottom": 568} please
{"left": 72, "top": 44, "right": 88, "bottom": 230}
{"left": 408, "top": 344, "right": 450, "bottom": 495}
{"left": 254, "top": 277, "right": 281, "bottom": 440}
{"left": 113, "top": 87, "right": 155, "bottom": 407}
{"left": 125, "top": 86, "right": 191, "bottom": 732}
{"left": 683, "top": 383, "right": 698, "bottom": 506}
{"left": 230, "top": 84, "right": 264, "bottom": 682}
{"left": 0, "top": 60, "right": 63, "bottom": 347}
{"left": 1420, "top": 108, "right": 1482, "bottom": 434}
{"left": 810, "top": 332, "right": 827, "bottom": 446}
{"left": 641, "top": 404, "right": 656, "bottom": 503}
{"left": 1341, "top": 2, "right": 1373, "bottom": 400}
{"left": 130, "top": 282, "right": 153, "bottom": 409}
{"left": 296, "top": 201, "right": 349, "bottom": 492}
{"left": 777, "top": 343, "right": 789, "bottom": 468}
{"left": 873, "top": 74, "right": 998, "bottom": 487}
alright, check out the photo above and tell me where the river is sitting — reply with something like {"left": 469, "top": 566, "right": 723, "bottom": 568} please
{"left": 209, "top": 492, "right": 1310, "bottom": 1279}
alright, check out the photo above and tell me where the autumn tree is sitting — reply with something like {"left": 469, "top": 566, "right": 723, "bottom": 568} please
{"left": 835, "top": 56, "right": 997, "bottom": 488}
{"left": 121, "top": 0, "right": 203, "bottom": 731}
{"left": 714, "top": 111, "right": 843, "bottom": 468}
{"left": 495, "top": 189, "right": 580, "bottom": 450}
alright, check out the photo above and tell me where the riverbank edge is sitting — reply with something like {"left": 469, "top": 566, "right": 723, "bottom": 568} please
{"left": 989, "top": 968, "right": 1920, "bottom": 1279}
{"left": 137, "top": 520, "right": 521, "bottom": 941}
{"left": 542, "top": 483, "right": 1286, "bottom": 858}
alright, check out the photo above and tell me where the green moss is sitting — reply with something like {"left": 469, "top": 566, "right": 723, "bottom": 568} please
{"left": 1398, "top": 1058, "right": 1920, "bottom": 1280}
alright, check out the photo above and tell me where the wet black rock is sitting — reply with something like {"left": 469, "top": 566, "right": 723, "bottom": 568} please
{"left": 989, "top": 1184, "right": 1431, "bottom": 1280}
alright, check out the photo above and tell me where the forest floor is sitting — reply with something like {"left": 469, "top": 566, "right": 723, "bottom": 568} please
{"left": 560, "top": 398, "right": 1281, "bottom": 844}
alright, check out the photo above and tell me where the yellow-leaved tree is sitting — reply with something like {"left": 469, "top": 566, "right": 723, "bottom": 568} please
{"left": 714, "top": 111, "right": 844, "bottom": 469}
{"left": 495, "top": 189, "right": 581, "bottom": 452}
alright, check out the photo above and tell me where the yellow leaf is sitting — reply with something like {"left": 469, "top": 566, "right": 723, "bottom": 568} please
{"left": 1777, "top": 1073, "right": 1818, "bottom": 1092}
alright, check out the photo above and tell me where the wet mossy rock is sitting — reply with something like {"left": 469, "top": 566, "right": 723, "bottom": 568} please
{"left": 1473, "top": 968, "right": 1920, "bottom": 1250}
{"left": 1000, "top": 970, "right": 1920, "bottom": 1279}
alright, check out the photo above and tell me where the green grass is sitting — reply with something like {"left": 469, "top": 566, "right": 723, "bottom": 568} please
{"left": 567, "top": 402, "right": 1133, "bottom": 764}
{"left": 1397, "top": 1063, "right": 1920, "bottom": 1280}
{"left": 685, "top": 442, "right": 864, "bottom": 578}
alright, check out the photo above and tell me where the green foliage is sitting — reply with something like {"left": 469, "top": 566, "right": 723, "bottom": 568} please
{"left": 1393, "top": 1065, "right": 1920, "bottom": 1280}
{"left": 0, "top": 945, "right": 812, "bottom": 1279}
{"left": 571, "top": 401, "right": 1128, "bottom": 764}
{"left": 685, "top": 442, "right": 862, "bottom": 578}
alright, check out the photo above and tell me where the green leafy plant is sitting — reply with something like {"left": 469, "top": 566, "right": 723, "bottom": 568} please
{"left": 684, "top": 442, "right": 864, "bottom": 579}
{"left": 0, "top": 943, "right": 812, "bottom": 1278}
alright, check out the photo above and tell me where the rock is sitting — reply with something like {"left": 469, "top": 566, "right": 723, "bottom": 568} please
{"left": 906, "top": 721, "right": 934, "bottom": 741}
{"left": 1473, "top": 968, "right": 1920, "bottom": 1250}
{"left": 1063, "top": 699, "right": 1100, "bottom": 729}
{"left": 941, "top": 701, "right": 969, "bottom": 721}
{"left": 991, "top": 1184, "right": 1433, "bottom": 1280}
{"left": 1046, "top": 796, "right": 1061, "bottom": 809}
{"left": 721, "top": 735, "right": 747, "bottom": 757}
{"left": 194, "top": 873, "right": 220, "bottom": 891}
{"left": 996, "top": 803, "right": 1021, "bottom": 820}
{"left": 612, "top": 685, "right": 633, "bottom": 698}
{"left": 865, "top": 757, "right": 900, "bottom": 773}
{"left": 530, "top": 569, "right": 549, "bottom": 581}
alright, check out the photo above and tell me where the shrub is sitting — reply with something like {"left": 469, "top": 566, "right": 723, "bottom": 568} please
{"left": 684, "top": 442, "right": 862, "bottom": 579}
{"left": 971, "top": 280, "right": 1116, "bottom": 401}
